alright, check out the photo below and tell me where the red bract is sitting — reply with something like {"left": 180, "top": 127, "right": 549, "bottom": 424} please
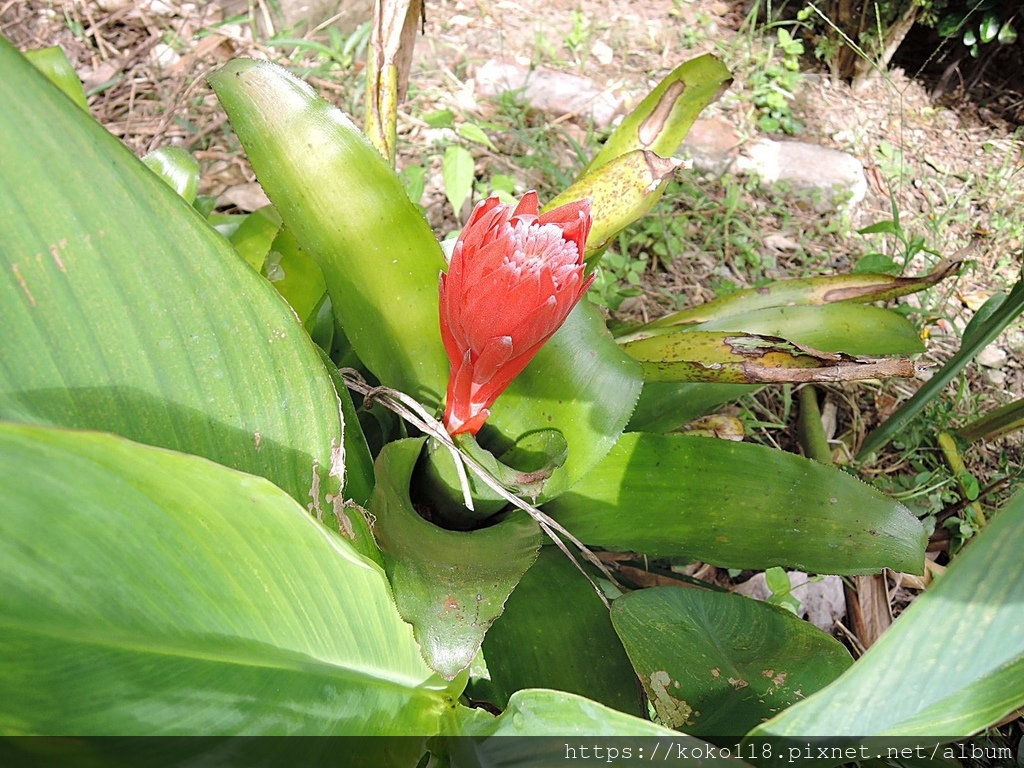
{"left": 439, "top": 191, "right": 594, "bottom": 436}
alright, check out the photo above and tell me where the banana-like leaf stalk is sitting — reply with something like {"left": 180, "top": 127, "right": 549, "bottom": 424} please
{"left": 623, "top": 331, "right": 919, "bottom": 384}
{"left": 545, "top": 150, "right": 683, "bottom": 257}
{"left": 622, "top": 257, "right": 963, "bottom": 334}
{"left": 622, "top": 303, "right": 924, "bottom": 357}
{"left": 583, "top": 53, "right": 732, "bottom": 174}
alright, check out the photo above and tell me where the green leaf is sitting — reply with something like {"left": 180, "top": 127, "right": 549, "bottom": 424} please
{"left": 545, "top": 432, "right": 926, "bottom": 574}
{"left": 957, "top": 396, "right": 1024, "bottom": 443}
{"left": 473, "top": 548, "right": 644, "bottom": 717}
{"left": 979, "top": 11, "right": 1001, "bottom": 43}
{"left": 628, "top": 262, "right": 959, "bottom": 333}
{"left": 368, "top": 438, "right": 542, "bottom": 680}
{"left": 457, "top": 122, "right": 497, "bottom": 150}
{"left": 318, "top": 349, "right": 376, "bottom": 509}
{"left": 585, "top": 54, "right": 732, "bottom": 174}
{"left": 443, "top": 144, "right": 476, "bottom": 216}
{"left": 857, "top": 219, "right": 899, "bottom": 235}
{"left": 209, "top": 58, "right": 451, "bottom": 406}
{"left": 0, "top": 39, "right": 371, "bottom": 550}
{"left": 751, "top": 490, "right": 1024, "bottom": 742}
{"left": 424, "top": 108, "right": 455, "bottom": 128}
{"left": 0, "top": 422, "right": 452, "bottom": 735}
{"left": 691, "top": 303, "right": 925, "bottom": 356}
{"left": 852, "top": 253, "right": 901, "bottom": 274}
{"left": 23, "top": 45, "right": 88, "bottom": 111}
{"left": 229, "top": 203, "right": 284, "bottom": 270}
{"left": 961, "top": 291, "right": 1007, "bottom": 348}
{"left": 997, "top": 22, "right": 1018, "bottom": 45}
{"left": 141, "top": 145, "right": 201, "bottom": 204}
{"left": 612, "top": 587, "right": 852, "bottom": 738}
{"left": 401, "top": 162, "right": 427, "bottom": 205}
{"left": 547, "top": 150, "right": 681, "bottom": 256}
{"left": 938, "top": 12, "right": 967, "bottom": 38}
{"left": 264, "top": 226, "right": 330, "bottom": 332}
{"left": 451, "top": 689, "right": 678, "bottom": 737}
{"left": 481, "top": 300, "right": 644, "bottom": 499}
{"left": 627, "top": 382, "right": 758, "bottom": 432}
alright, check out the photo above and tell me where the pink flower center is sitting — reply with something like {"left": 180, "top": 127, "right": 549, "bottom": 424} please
{"left": 505, "top": 222, "right": 581, "bottom": 289}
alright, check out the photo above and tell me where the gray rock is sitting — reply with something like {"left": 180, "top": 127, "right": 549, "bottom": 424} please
{"left": 734, "top": 138, "right": 867, "bottom": 211}
{"left": 976, "top": 344, "right": 1009, "bottom": 369}
{"left": 680, "top": 117, "right": 740, "bottom": 178}
{"left": 984, "top": 368, "right": 1007, "bottom": 388}
{"left": 475, "top": 60, "right": 622, "bottom": 129}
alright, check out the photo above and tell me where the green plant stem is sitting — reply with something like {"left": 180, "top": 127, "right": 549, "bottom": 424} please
{"left": 957, "top": 397, "right": 1024, "bottom": 444}
{"left": 937, "top": 431, "right": 986, "bottom": 527}
{"left": 797, "top": 385, "right": 833, "bottom": 464}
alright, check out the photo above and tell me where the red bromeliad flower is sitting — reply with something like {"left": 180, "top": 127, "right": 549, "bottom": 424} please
{"left": 439, "top": 191, "right": 594, "bottom": 436}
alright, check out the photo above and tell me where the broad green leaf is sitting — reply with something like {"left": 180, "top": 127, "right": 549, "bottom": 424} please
{"left": 627, "top": 381, "right": 758, "bottom": 433}
{"left": 0, "top": 738, "right": 429, "bottom": 767}
{"left": 690, "top": 303, "right": 925, "bottom": 356}
{"left": 229, "top": 203, "right": 283, "bottom": 270}
{"left": 482, "top": 300, "right": 644, "bottom": 500}
{"left": 0, "top": 422, "right": 452, "bottom": 736}
{"left": 264, "top": 226, "right": 330, "bottom": 332}
{"left": 210, "top": 58, "right": 450, "bottom": 405}
{"left": 938, "top": 12, "right": 967, "bottom": 38}
{"left": 444, "top": 690, "right": 755, "bottom": 767}
{"left": 443, "top": 144, "right": 475, "bottom": 216}
{"left": 472, "top": 548, "right": 644, "bottom": 717}
{"left": 623, "top": 331, "right": 918, "bottom": 384}
{"left": 585, "top": 53, "right": 732, "bottom": 173}
{"left": 211, "top": 60, "right": 642, "bottom": 496}
{"left": 141, "top": 146, "right": 201, "bottom": 204}
{"left": 611, "top": 587, "right": 852, "bottom": 739}
{"left": 0, "top": 39, "right": 370, "bottom": 550}
{"left": 852, "top": 253, "right": 901, "bottom": 274}
{"left": 318, "top": 348, "right": 376, "bottom": 510}
{"left": 450, "top": 690, "right": 678, "bottom": 737}
{"left": 751, "top": 490, "right": 1024, "bottom": 746}
{"left": 627, "top": 259, "right": 960, "bottom": 333}
{"left": 857, "top": 219, "right": 899, "bottom": 235}
{"left": 23, "top": 45, "right": 88, "bottom": 110}
{"left": 368, "top": 438, "right": 542, "bottom": 680}
{"left": 545, "top": 432, "right": 926, "bottom": 574}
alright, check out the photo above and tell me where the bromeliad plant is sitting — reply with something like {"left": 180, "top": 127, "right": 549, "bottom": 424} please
{"left": 2, "top": 18, "right": 1023, "bottom": 763}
